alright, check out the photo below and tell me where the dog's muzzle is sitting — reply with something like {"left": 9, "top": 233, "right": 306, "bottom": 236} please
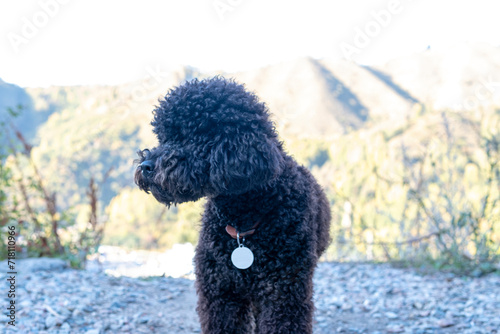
{"left": 139, "top": 160, "right": 155, "bottom": 176}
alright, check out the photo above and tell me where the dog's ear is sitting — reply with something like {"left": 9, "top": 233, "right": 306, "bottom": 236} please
{"left": 209, "top": 133, "right": 283, "bottom": 194}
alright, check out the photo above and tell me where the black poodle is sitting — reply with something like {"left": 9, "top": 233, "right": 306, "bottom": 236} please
{"left": 135, "top": 77, "right": 331, "bottom": 334}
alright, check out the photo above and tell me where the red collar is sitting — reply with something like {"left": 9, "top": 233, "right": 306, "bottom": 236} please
{"left": 225, "top": 221, "right": 261, "bottom": 239}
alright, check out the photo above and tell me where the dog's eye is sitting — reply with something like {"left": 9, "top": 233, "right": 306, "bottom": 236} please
{"left": 164, "top": 158, "right": 177, "bottom": 169}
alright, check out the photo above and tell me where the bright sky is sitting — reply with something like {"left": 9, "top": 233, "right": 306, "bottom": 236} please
{"left": 1, "top": 0, "right": 499, "bottom": 87}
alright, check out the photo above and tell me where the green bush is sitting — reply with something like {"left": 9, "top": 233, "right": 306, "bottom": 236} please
{"left": 0, "top": 107, "right": 107, "bottom": 268}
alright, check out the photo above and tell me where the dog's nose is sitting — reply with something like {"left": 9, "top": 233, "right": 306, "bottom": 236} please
{"left": 140, "top": 160, "right": 155, "bottom": 174}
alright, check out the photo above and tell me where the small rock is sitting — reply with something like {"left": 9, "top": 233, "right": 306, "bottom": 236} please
{"left": 110, "top": 301, "right": 124, "bottom": 309}
{"left": 83, "top": 305, "right": 95, "bottom": 313}
{"left": 137, "top": 316, "right": 150, "bottom": 324}
{"left": 385, "top": 311, "right": 399, "bottom": 319}
{"left": 45, "top": 315, "right": 62, "bottom": 328}
{"left": 437, "top": 318, "right": 456, "bottom": 328}
{"left": 413, "top": 301, "right": 424, "bottom": 309}
{"left": 341, "top": 303, "right": 352, "bottom": 311}
{"left": 59, "top": 323, "right": 71, "bottom": 334}
{"left": 85, "top": 330, "right": 100, "bottom": 334}
{"left": 386, "top": 324, "right": 405, "bottom": 333}
{"left": 418, "top": 310, "right": 431, "bottom": 317}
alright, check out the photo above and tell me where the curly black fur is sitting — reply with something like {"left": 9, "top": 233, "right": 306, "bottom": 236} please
{"left": 135, "top": 77, "right": 331, "bottom": 333}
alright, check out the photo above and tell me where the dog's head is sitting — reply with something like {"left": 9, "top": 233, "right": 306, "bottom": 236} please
{"left": 134, "top": 77, "right": 284, "bottom": 206}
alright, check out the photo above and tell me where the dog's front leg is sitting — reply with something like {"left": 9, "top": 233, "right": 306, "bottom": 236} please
{"left": 195, "top": 275, "right": 254, "bottom": 334}
{"left": 195, "top": 245, "right": 255, "bottom": 334}
{"left": 254, "top": 272, "right": 315, "bottom": 334}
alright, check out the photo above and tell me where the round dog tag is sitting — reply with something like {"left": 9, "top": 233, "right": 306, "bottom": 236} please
{"left": 231, "top": 246, "right": 254, "bottom": 269}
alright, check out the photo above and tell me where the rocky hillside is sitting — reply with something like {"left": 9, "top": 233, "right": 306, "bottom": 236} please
{"left": 2, "top": 43, "right": 499, "bottom": 143}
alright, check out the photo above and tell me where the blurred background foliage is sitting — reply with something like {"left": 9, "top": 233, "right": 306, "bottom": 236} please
{"left": 0, "top": 51, "right": 499, "bottom": 274}
{"left": 322, "top": 109, "right": 500, "bottom": 274}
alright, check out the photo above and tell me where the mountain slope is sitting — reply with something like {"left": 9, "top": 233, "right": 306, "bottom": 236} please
{"left": 234, "top": 58, "right": 369, "bottom": 138}
{"left": 0, "top": 79, "right": 41, "bottom": 148}
{"left": 319, "top": 59, "right": 419, "bottom": 127}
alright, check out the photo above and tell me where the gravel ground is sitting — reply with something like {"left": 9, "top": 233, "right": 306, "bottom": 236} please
{"left": 2, "top": 258, "right": 499, "bottom": 334}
